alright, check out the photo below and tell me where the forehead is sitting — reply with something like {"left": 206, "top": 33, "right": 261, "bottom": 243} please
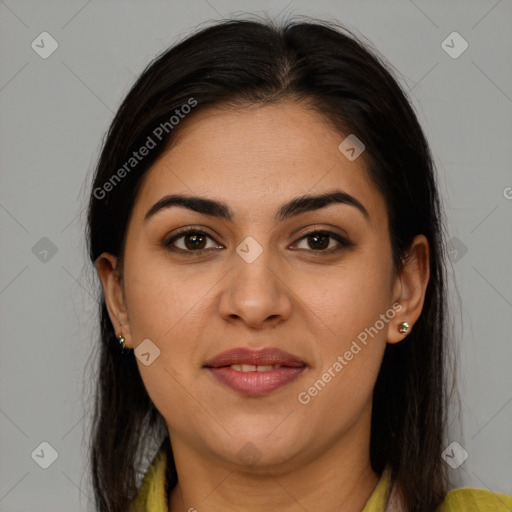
{"left": 132, "top": 100, "right": 387, "bottom": 229}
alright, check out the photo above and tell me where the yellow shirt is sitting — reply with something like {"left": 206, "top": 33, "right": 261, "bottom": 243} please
{"left": 129, "top": 447, "right": 512, "bottom": 512}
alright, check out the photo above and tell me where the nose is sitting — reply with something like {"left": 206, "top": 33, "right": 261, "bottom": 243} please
{"left": 218, "top": 244, "right": 294, "bottom": 330}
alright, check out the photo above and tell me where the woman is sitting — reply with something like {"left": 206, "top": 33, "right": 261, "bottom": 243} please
{"left": 86, "top": 16, "right": 512, "bottom": 512}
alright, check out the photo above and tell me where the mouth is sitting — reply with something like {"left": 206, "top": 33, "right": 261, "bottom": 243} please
{"left": 225, "top": 363, "right": 287, "bottom": 372}
{"left": 203, "top": 347, "right": 307, "bottom": 396}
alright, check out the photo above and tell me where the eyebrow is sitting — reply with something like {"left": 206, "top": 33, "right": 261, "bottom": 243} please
{"left": 144, "top": 190, "right": 370, "bottom": 224}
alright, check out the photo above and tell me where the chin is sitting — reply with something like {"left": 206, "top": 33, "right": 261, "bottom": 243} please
{"left": 214, "top": 432, "right": 305, "bottom": 470}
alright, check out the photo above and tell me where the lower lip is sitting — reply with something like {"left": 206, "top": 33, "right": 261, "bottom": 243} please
{"left": 206, "top": 366, "right": 306, "bottom": 396}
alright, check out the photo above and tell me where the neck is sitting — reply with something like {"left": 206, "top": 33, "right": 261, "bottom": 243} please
{"left": 168, "top": 416, "right": 380, "bottom": 512}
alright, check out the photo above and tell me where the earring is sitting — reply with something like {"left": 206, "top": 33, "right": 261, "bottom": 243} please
{"left": 117, "top": 334, "right": 127, "bottom": 353}
{"left": 398, "top": 321, "right": 410, "bottom": 334}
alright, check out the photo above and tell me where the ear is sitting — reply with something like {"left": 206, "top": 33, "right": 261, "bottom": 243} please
{"left": 387, "top": 234, "right": 430, "bottom": 344}
{"left": 95, "top": 252, "right": 133, "bottom": 349}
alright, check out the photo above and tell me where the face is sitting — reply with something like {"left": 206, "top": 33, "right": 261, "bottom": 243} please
{"left": 98, "top": 100, "right": 429, "bottom": 472}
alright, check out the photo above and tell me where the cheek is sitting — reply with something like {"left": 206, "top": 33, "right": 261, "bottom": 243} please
{"left": 308, "top": 255, "right": 392, "bottom": 341}
{"left": 123, "top": 256, "right": 205, "bottom": 417}
{"left": 122, "top": 249, "right": 215, "bottom": 375}
{"left": 122, "top": 245, "right": 189, "bottom": 339}
{"left": 297, "top": 277, "right": 389, "bottom": 427}
{"left": 304, "top": 252, "right": 392, "bottom": 394}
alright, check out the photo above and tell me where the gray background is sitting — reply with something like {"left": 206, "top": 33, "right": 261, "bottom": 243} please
{"left": 1, "top": 0, "right": 511, "bottom": 510}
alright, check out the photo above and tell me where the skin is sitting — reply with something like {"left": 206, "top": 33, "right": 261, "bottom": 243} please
{"left": 97, "top": 100, "right": 430, "bottom": 512}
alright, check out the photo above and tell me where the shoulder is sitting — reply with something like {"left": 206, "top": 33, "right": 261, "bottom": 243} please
{"left": 437, "top": 487, "right": 512, "bottom": 512}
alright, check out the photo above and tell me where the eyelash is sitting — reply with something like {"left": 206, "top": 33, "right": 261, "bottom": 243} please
{"left": 162, "top": 228, "right": 355, "bottom": 256}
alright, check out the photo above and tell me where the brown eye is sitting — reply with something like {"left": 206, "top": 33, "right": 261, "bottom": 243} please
{"left": 163, "top": 230, "right": 221, "bottom": 254}
{"left": 182, "top": 232, "right": 207, "bottom": 250}
{"left": 163, "top": 228, "right": 354, "bottom": 256}
{"left": 294, "top": 231, "right": 354, "bottom": 253}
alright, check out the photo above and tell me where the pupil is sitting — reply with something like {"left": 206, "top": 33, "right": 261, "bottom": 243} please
{"left": 310, "top": 233, "right": 328, "bottom": 250}
{"left": 186, "top": 233, "right": 206, "bottom": 250}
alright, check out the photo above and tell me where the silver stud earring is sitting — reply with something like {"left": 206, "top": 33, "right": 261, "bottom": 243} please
{"left": 117, "top": 334, "right": 126, "bottom": 353}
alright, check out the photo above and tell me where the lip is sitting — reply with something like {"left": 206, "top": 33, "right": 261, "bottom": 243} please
{"left": 204, "top": 347, "right": 306, "bottom": 368}
{"left": 204, "top": 347, "right": 307, "bottom": 397}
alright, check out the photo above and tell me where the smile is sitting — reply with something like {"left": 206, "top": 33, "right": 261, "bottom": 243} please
{"left": 206, "top": 365, "right": 306, "bottom": 396}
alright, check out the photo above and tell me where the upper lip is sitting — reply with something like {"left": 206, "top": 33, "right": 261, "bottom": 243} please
{"left": 204, "top": 347, "right": 306, "bottom": 368}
